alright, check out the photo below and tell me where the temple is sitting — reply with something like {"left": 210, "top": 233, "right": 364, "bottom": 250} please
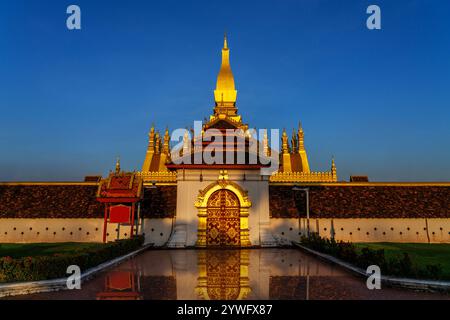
{"left": 0, "top": 36, "right": 449, "bottom": 246}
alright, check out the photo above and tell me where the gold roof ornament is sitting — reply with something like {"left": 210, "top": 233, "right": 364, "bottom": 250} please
{"left": 262, "top": 130, "right": 269, "bottom": 157}
{"left": 331, "top": 156, "right": 337, "bottom": 180}
{"left": 163, "top": 127, "right": 170, "bottom": 155}
{"left": 282, "top": 129, "right": 289, "bottom": 154}
{"left": 298, "top": 122, "right": 305, "bottom": 151}
{"left": 291, "top": 128, "right": 298, "bottom": 153}
{"left": 115, "top": 157, "right": 121, "bottom": 174}
{"left": 148, "top": 125, "right": 155, "bottom": 153}
{"left": 155, "top": 131, "right": 161, "bottom": 154}
{"left": 182, "top": 129, "right": 190, "bottom": 156}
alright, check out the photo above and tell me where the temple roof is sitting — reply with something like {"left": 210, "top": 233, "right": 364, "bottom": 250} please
{"left": 97, "top": 170, "right": 143, "bottom": 202}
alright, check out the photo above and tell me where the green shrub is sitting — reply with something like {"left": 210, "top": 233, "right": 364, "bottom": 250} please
{"left": 300, "top": 233, "right": 442, "bottom": 280}
{"left": 0, "top": 236, "right": 144, "bottom": 283}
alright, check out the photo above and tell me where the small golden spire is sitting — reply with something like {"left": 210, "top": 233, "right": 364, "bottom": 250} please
{"left": 291, "top": 128, "right": 298, "bottom": 153}
{"left": 224, "top": 32, "right": 228, "bottom": 49}
{"left": 182, "top": 129, "right": 189, "bottom": 156}
{"left": 262, "top": 129, "right": 269, "bottom": 157}
{"left": 298, "top": 122, "right": 305, "bottom": 152}
{"left": 282, "top": 129, "right": 289, "bottom": 154}
{"left": 148, "top": 124, "right": 155, "bottom": 153}
{"left": 163, "top": 127, "right": 170, "bottom": 154}
{"left": 155, "top": 131, "right": 161, "bottom": 154}
{"left": 115, "top": 157, "right": 121, "bottom": 174}
{"left": 331, "top": 156, "right": 337, "bottom": 180}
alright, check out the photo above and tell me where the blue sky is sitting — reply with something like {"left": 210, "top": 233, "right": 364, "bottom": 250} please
{"left": 0, "top": 0, "right": 449, "bottom": 181}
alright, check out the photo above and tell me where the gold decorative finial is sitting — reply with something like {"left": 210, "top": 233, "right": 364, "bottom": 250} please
{"left": 262, "top": 129, "right": 269, "bottom": 157}
{"left": 115, "top": 157, "right": 121, "bottom": 174}
{"left": 155, "top": 131, "right": 161, "bottom": 154}
{"left": 331, "top": 156, "right": 337, "bottom": 180}
{"left": 298, "top": 122, "right": 305, "bottom": 152}
{"left": 148, "top": 124, "right": 155, "bottom": 154}
{"left": 219, "top": 169, "right": 229, "bottom": 180}
{"left": 224, "top": 32, "right": 228, "bottom": 49}
{"left": 291, "top": 128, "right": 298, "bottom": 153}
{"left": 282, "top": 129, "right": 289, "bottom": 154}
{"left": 163, "top": 127, "right": 170, "bottom": 154}
{"left": 182, "top": 129, "right": 189, "bottom": 156}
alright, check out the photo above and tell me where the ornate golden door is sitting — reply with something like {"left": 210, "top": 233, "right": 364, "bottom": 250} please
{"left": 206, "top": 190, "right": 240, "bottom": 246}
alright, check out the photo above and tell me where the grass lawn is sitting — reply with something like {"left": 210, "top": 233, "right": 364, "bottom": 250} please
{"left": 0, "top": 243, "right": 104, "bottom": 259}
{"left": 354, "top": 242, "right": 450, "bottom": 280}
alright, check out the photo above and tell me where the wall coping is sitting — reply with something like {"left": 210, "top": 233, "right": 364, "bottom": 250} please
{"left": 270, "top": 182, "right": 450, "bottom": 187}
{"left": 0, "top": 182, "right": 99, "bottom": 186}
{"left": 2, "top": 181, "right": 450, "bottom": 187}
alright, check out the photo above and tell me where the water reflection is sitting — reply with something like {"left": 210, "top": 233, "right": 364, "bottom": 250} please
{"left": 196, "top": 250, "right": 250, "bottom": 300}
{"left": 10, "top": 249, "right": 450, "bottom": 300}
{"left": 96, "top": 272, "right": 142, "bottom": 300}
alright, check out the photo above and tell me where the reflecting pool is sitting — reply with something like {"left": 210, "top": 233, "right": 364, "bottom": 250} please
{"left": 9, "top": 249, "right": 450, "bottom": 300}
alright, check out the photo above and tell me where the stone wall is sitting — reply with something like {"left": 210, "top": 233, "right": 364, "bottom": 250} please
{"left": 269, "top": 185, "right": 450, "bottom": 219}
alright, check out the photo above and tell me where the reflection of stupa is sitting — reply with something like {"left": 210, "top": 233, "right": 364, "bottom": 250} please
{"left": 196, "top": 250, "right": 251, "bottom": 300}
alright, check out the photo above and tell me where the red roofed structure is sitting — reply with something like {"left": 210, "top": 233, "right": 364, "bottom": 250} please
{"left": 97, "top": 159, "right": 143, "bottom": 242}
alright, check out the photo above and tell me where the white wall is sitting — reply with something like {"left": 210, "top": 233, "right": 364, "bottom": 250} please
{"left": 0, "top": 218, "right": 173, "bottom": 245}
{"left": 270, "top": 218, "right": 450, "bottom": 243}
{"left": 174, "top": 169, "right": 270, "bottom": 246}
{"left": 0, "top": 217, "right": 449, "bottom": 244}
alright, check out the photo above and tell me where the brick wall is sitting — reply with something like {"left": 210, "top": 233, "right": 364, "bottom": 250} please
{"left": 269, "top": 185, "right": 450, "bottom": 218}
{"left": 140, "top": 186, "right": 177, "bottom": 218}
{"left": 0, "top": 185, "right": 103, "bottom": 218}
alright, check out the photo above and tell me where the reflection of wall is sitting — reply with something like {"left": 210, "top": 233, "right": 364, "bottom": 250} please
{"left": 271, "top": 218, "right": 450, "bottom": 243}
{"left": 270, "top": 276, "right": 370, "bottom": 300}
{"left": 270, "top": 276, "right": 306, "bottom": 300}
{"left": 141, "top": 276, "right": 177, "bottom": 300}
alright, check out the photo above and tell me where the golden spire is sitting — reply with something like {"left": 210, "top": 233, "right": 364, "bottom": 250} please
{"left": 262, "top": 129, "right": 269, "bottom": 157}
{"left": 298, "top": 122, "right": 305, "bottom": 152}
{"left": 163, "top": 127, "right": 170, "bottom": 154}
{"left": 148, "top": 125, "right": 155, "bottom": 154}
{"left": 182, "top": 129, "right": 189, "bottom": 156}
{"left": 282, "top": 129, "right": 289, "bottom": 154}
{"left": 115, "top": 157, "right": 121, "bottom": 174}
{"left": 214, "top": 34, "right": 237, "bottom": 106}
{"left": 291, "top": 128, "right": 298, "bottom": 153}
{"left": 223, "top": 32, "right": 228, "bottom": 49}
{"left": 155, "top": 131, "right": 161, "bottom": 154}
{"left": 331, "top": 156, "right": 337, "bottom": 181}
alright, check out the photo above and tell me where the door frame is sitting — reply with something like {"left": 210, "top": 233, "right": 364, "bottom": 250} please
{"left": 195, "top": 180, "right": 251, "bottom": 247}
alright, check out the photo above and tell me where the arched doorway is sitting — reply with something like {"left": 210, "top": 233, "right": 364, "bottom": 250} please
{"left": 206, "top": 190, "right": 240, "bottom": 246}
{"left": 195, "top": 180, "right": 251, "bottom": 247}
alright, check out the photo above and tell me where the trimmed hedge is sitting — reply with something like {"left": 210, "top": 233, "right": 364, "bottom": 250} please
{"left": 0, "top": 236, "right": 144, "bottom": 283}
{"left": 300, "top": 233, "right": 443, "bottom": 280}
